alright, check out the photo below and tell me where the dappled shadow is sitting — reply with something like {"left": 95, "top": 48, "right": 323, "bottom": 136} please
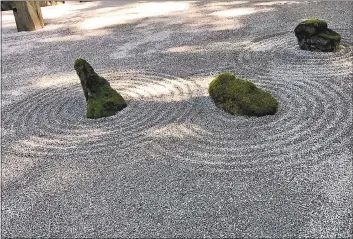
{"left": 2, "top": 1, "right": 353, "bottom": 237}
{"left": 3, "top": 0, "right": 351, "bottom": 80}
{"left": 80, "top": 1, "right": 193, "bottom": 30}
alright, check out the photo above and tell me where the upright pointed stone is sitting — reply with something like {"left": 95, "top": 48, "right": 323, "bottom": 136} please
{"left": 74, "top": 59, "right": 127, "bottom": 119}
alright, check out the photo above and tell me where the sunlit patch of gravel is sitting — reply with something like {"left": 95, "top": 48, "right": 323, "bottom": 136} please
{"left": 2, "top": 70, "right": 202, "bottom": 158}
{"left": 1, "top": 1, "right": 352, "bottom": 238}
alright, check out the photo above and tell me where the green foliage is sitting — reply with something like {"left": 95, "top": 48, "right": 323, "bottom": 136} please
{"left": 209, "top": 73, "right": 278, "bottom": 117}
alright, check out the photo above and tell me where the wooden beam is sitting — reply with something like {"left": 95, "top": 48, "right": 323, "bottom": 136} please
{"left": 12, "top": 1, "right": 44, "bottom": 32}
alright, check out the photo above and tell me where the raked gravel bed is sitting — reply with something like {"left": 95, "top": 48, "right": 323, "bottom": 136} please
{"left": 1, "top": 1, "right": 353, "bottom": 238}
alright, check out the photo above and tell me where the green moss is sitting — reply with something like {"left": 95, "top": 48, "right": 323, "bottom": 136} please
{"left": 301, "top": 19, "right": 328, "bottom": 32}
{"left": 74, "top": 58, "right": 127, "bottom": 119}
{"left": 209, "top": 73, "right": 278, "bottom": 117}
{"left": 318, "top": 29, "right": 341, "bottom": 40}
{"left": 74, "top": 58, "right": 87, "bottom": 66}
{"left": 74, "top": 59, "right": 108, "bottom": 91}
{"left": 86, "top": 84, "right": 127, "bottom": 119}
{"left": 303, "top": 19, "right": 326, "bottom": 24}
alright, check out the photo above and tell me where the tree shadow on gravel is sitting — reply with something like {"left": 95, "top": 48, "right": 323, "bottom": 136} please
{"left": 3, "top": 0, "right": 351, "bottom": 80}
{"left": 2, "top": 1, "right": 352, "bottom": 237}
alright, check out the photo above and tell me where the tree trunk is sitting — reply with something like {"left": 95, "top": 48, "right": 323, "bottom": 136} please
{"left": 12, "top": 1, "right": 44, "bottom": 32}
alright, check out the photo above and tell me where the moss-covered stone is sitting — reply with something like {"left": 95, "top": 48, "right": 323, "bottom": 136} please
{"left": 318, "top": 29, "right": 341, "bottom": 40}
{"left": 294, "top": 19, "right": 341, "bottom": 52}
{"left": 74, "top": 58, "right": 127, "bottom": 119}
{"left": 209, "top": 73, "right": 278, "bottom": 117}
{"left": 303, "top": 19, "right": 327, "bottom": 29}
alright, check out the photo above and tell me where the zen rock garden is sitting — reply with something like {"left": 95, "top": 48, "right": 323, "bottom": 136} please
{"left": 74, "top": 20, "right": 341, "bottom": 120}
{"left": 3, "top": 1, "right": 351, "bottom": 238}
{"left": 294, "top": 19, "right": 341, "bottom": 52}
{"left": 75, "top": 61, "right": 279, "bottom": 118}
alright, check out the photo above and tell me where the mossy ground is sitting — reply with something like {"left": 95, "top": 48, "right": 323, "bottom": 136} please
{"left": 209, "top": 73, "right": 278, "bottom": 117}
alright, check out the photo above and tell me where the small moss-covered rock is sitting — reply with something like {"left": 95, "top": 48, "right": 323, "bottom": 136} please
{"left": 318, "top": 29, "right": 341, "bottom": 40}
{"left": 209, "top": 73, "right": 278, "bottom": 117}
{"left": 302, "top": 19, "right": 327, "bottom": 32}
{"left": 294, "top": 19, "right": 341, "bottom": 52}
{"left": 74, "top": 58, "right": 127, "bottom": 119}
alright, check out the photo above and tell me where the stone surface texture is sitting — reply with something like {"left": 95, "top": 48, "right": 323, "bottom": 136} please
{"left": 74, "top": 58, "right": 127, "bottom": 119}
{"left": 294, "top": 19, "right": 341, "bottom": 52}
{"left": 209, "top": 72, "right": 278, "bottom": 116}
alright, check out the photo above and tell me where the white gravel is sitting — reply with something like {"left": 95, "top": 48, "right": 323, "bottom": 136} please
{"left": 2, "top": 1, "right": 353, "bottom": 238}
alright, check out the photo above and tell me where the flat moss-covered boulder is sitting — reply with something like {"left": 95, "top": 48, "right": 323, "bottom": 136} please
{"left": 74, "top": 58, "right": 127, "bottom": 119}
{"left": 294, "top": 19, "right": 341, "bottom": 52}
{"left": 209, "top": 73, "right": 278, "bottom": 117}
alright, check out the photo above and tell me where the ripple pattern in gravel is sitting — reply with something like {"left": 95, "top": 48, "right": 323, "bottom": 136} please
{"left": 2, "top": 32, "right": 352, "bottom": 171}
{"left": 2, "top": 70, "right": 201, "bottom": 158}
{"left": 147, "top": 31, "right": 353, "bottom": 171}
